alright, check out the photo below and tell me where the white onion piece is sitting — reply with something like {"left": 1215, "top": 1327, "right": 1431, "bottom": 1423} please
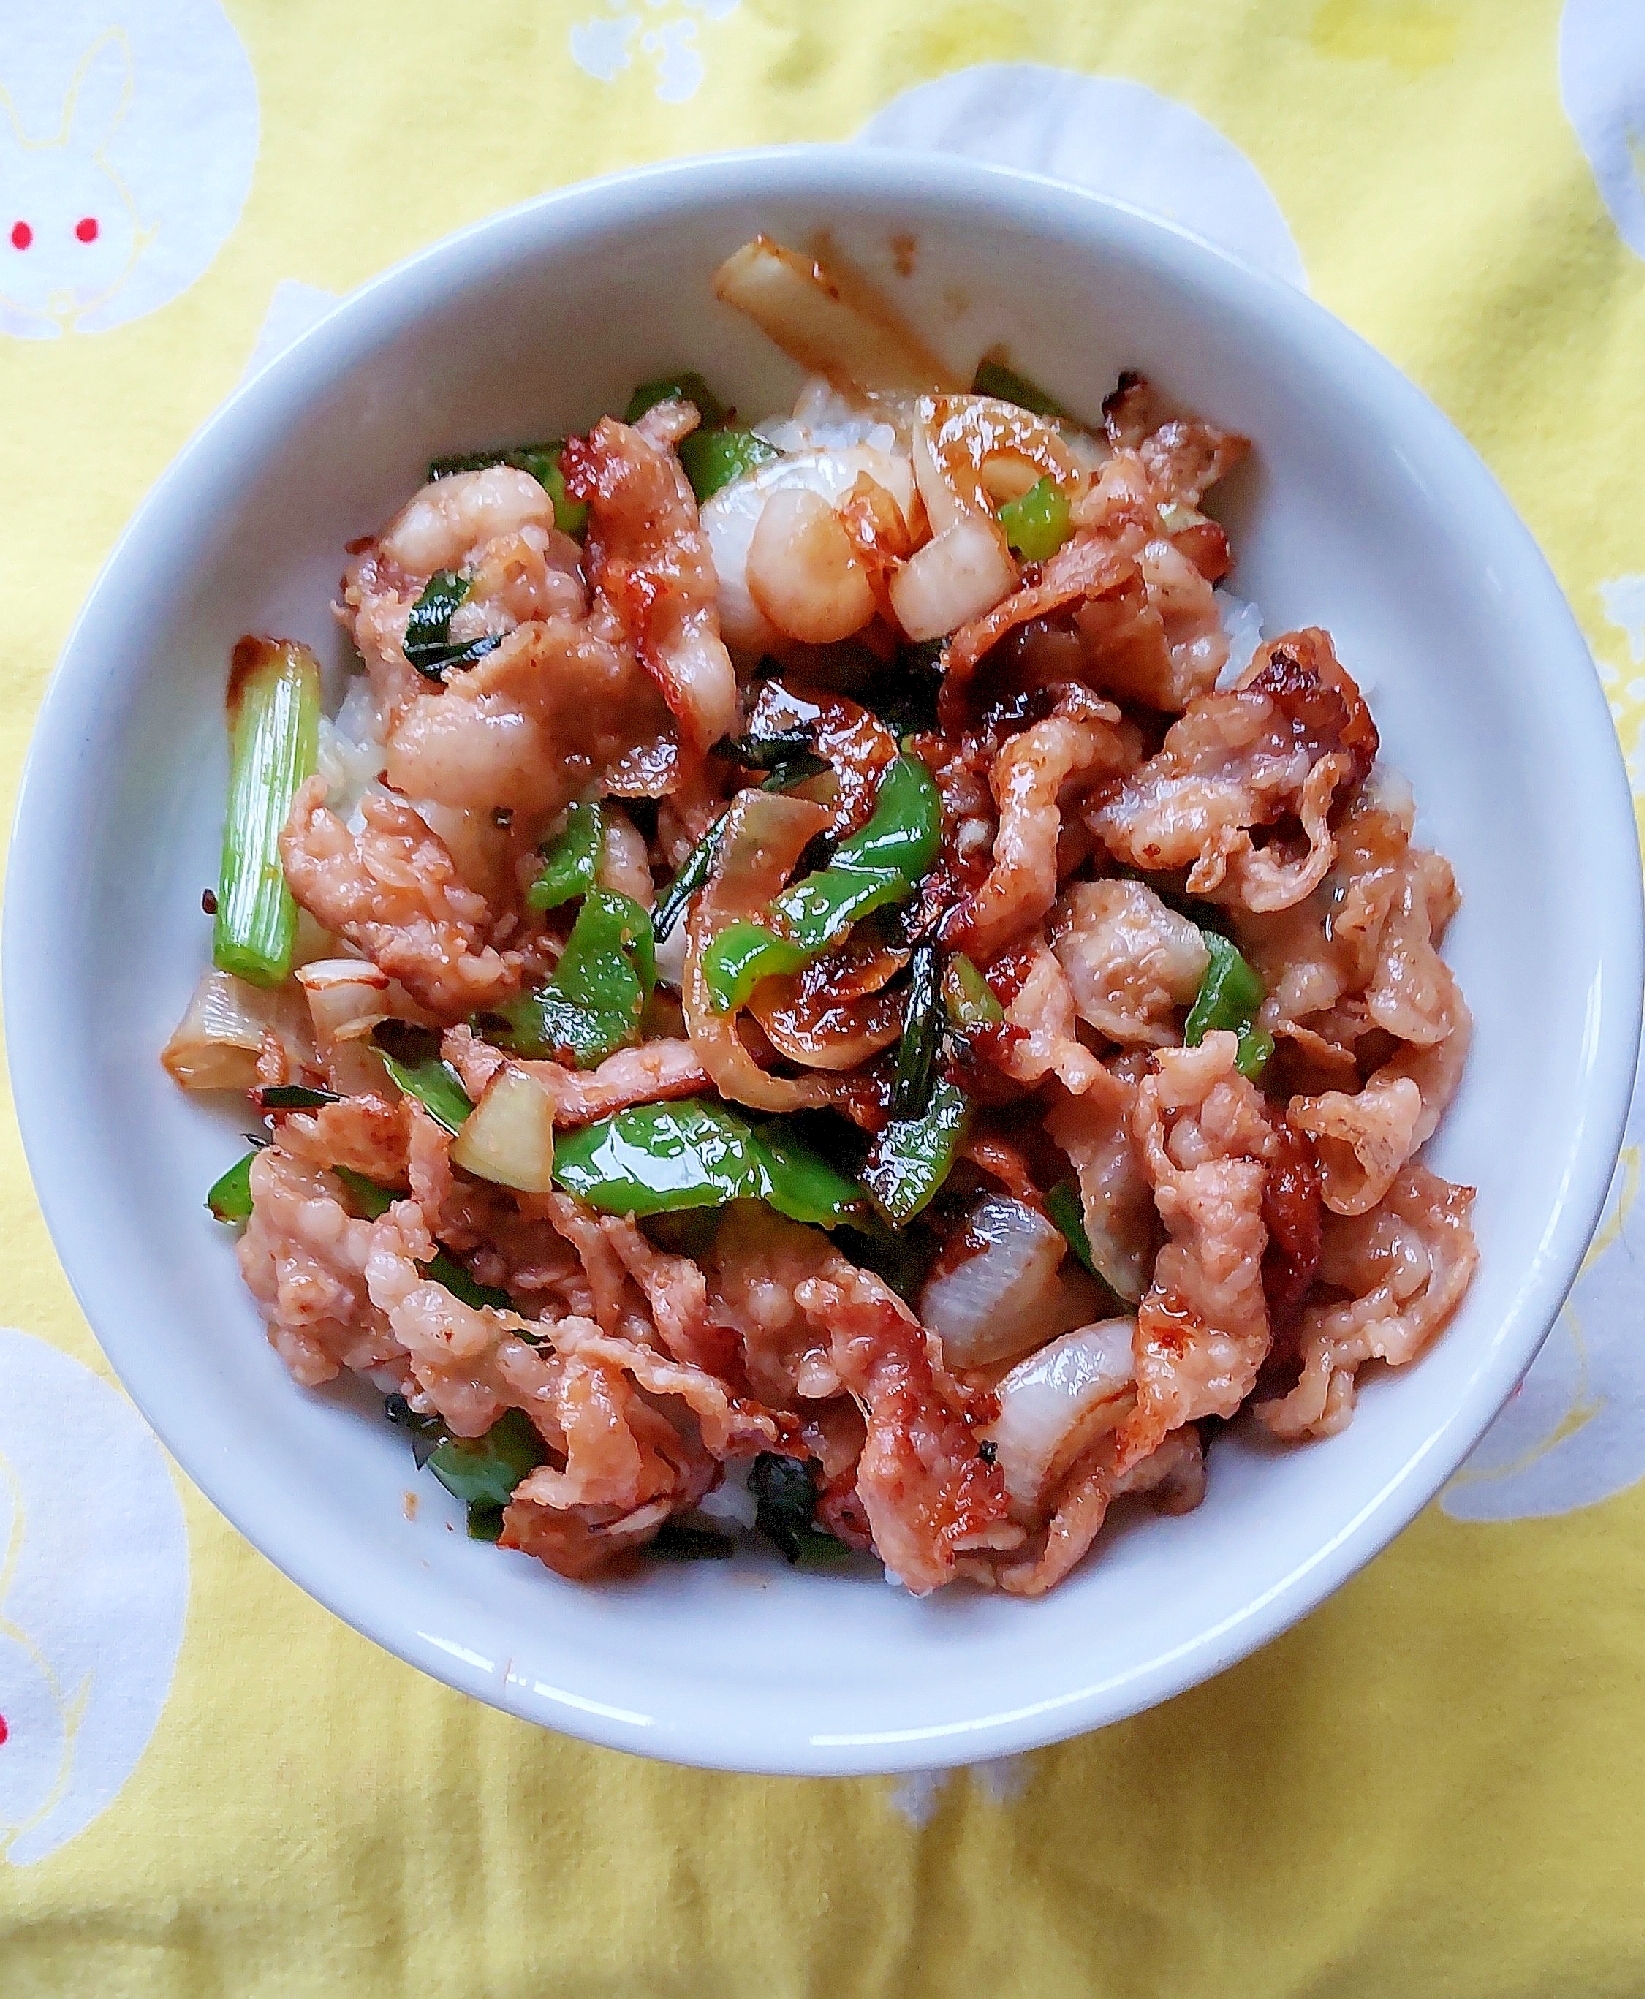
{"left": 160, "top": 969, "right": 314, "bottom": 1092}
{"left": 921, "top": 1195, "right": 1074, "bottom": 1368}
{"left": 296, "top": 958, "right": 390, "bottom": 1043}
{"left": 701, "top": 445, "right": 916, "bottom": 654}
{"left": 450, "top": 1064, "right": 556, "bottom": 1193}
{"left": 985, "top": 1318, "right": 1138, "bottom": 1515}
{"left": 712, "top": 237, "right": 960, "bottom": 395}
{"left": 889, "top": 516, "right": 1017, "bottom": 643}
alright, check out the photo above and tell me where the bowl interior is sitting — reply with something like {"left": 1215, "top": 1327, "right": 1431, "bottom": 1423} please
{"left": 9, "top": 150, "right": 1639, "bottom": 1774}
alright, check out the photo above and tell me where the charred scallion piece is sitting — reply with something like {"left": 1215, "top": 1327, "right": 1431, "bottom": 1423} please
{"left": 747, "top": 1453, "right": 851, "bottom": 1567}
{"left": 891, "top": 942, "right": 942, "bottom": 1120}
{"left": 213, "top": 637, "right": 321, "bottom": 989}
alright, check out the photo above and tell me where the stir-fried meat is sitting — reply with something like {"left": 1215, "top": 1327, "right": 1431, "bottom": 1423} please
{"left": 994, "top": 942, "right": 1104, "bottom": 1096}
{"left": 707, "top": 1203, "right": 846, "bottom": 1403}
{"left": 953, "top": 687, "right": 1138, "bottom": 960}
{"left": 984, "top": 1424, "right": 1205, "bottom": 1598}
{"left": 1089, "top": 629, "right": 1378, "bottom": 913}
{"left": 282, "top": 777, "right": 520, "bottom": 1020}
{"left": 1045, "top": 1062, "right": 1158, "bottom": 1302}
{"left": 562, "top": 415, "right": 738, "bottom": 758}
{"left": 1121, "top": 1033, "right": 1275, "bottom": 1467}
{"left": 1261, "top": 1117, "right": 1324, "bottom": 1328}
{"left": 188, "top": 349, "right": 1477, "bottom": 1601}
{"left": 1258, "top": 1166, "right": 1478, "bottom": 1440}
{"left": 1053, "top": 878, "right": 1211, "bottom": 1047}
{"left": 797, "top": 1252, "right": 1014, "bottom": 1594}
{"left": 237, "top": 1149, "right": 406, "bottom": 1389}
{"left": 383, "top": 606, "right": 678, "bottom": 828}
{"left": 271, "top": 1095, "right": 410, "bottom": 1185}
{"left": 441, "top": 1026, "right": 711, "bottom": 1129}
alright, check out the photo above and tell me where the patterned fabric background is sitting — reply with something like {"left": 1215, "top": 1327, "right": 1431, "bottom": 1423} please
{"left": 3, "top": 2, "right": 1644, "bottom": 1992}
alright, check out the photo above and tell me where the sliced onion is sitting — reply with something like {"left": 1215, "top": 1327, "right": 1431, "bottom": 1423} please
{"left": 683, "top": 789, "right": 843, "bottom": 1114}
{"left": 160, "top": 969, "right": 314, "bottom": 1092}
{"left": 711, "top": 236, "right": 959, "bottom": 395}
{"left": 297, "top": 958, "right": 390, "bottom": 1043}
{"left": 984, "top": 1318, "right": 1137, "bottom": 1515}
{"left": 451, "top": 1064, "right": 556, "bottom": 1193}
{"left": 889, "top": 516, "right": 1018, "bottom": 643}
{"left": 921, "top": 1195, "right": 1095, "bottom": 1368}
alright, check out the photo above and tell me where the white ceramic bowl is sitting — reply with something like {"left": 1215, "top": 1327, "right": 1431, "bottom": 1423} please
{"left": 8, "top": 149, "right": 1640, "bottom": 1775}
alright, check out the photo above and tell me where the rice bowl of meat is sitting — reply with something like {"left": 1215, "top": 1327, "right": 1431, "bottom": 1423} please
{"left": 8, "top": 149, "right": 1638, "bottom": 1773}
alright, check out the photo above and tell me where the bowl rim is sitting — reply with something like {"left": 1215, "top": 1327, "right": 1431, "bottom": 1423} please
{"left": 8, "top": 144, "right": 1642, "bottom": 1775}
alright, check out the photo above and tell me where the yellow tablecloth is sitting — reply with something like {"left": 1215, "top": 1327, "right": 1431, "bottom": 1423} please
{"left": 6, "top": 2, "right": 1645, "bottom": 1992}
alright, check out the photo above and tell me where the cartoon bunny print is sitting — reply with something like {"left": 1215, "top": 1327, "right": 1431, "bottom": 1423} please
{"left": 0, "top": 0, "right": 258, "bottom": 339}
{"left": 0, "top": 30, "right": 149, "bottom": 336}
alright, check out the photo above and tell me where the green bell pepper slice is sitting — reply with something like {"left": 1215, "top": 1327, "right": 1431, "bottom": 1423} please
{"left": 428, "top": 1408, "right": 548, "bottom": 1539}
{"left": 678, "top": 426, "right": 780, "bottom": 503}
{"left": 700, "top": 754, "right": 942, "bottom": 1012}
{"left": 500, "top": 890, "right": 656, "bottom": 1069}
{"left": 998, "top": 476, "right": 1072, "bottom": 561}
{"left": 623, "top": 372, "right": 727, "bottom": 427}
{"left": 552, "top": 1100, "right": 860, "bottom": 1227}
{"left": 860, "top": 1075, "right": 972, "bottom": 1227}
{"left": 527, "top": 801, "right": 604, "bottom": 911}
{"left": 1184, "top": 932, "right": 1273, "bottom": 1081}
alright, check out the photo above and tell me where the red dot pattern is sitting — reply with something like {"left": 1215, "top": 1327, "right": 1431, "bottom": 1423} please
{"left": 75, "top": 216, "right": 99, "bottom": 243}
{"left": 10, "top": 221, "right": 31, "bottom": 251}
{"left": 0, "top": 1712, "right": 9, "bottom": 1746}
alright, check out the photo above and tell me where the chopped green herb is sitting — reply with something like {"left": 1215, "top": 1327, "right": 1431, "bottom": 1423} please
{"left": 747, "top": 1453, "right": 849, "bottom": 1566}
{"left": 257, "top": 1084, "right": 342, "bottom": 1111}
{"left": 649, "top": 1518, "right": 737, "bottom": 1560}
{"left": 402, "top": 570, "right": 502, "bottom": 680}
